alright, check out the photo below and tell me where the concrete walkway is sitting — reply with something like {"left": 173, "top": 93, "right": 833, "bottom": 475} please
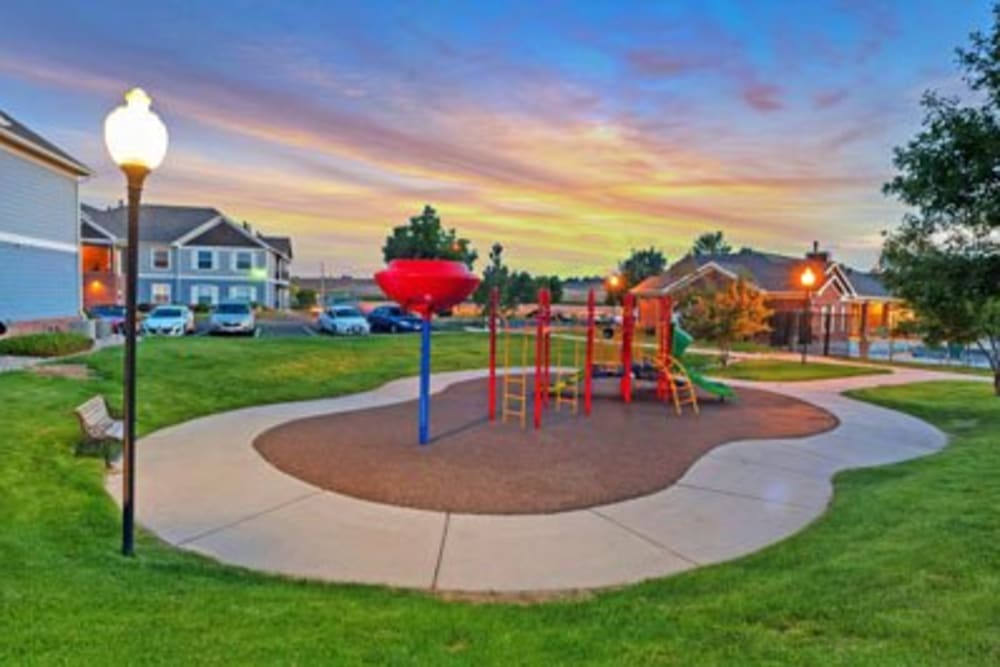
{"left": 108, "top": 366, "right": 964, "bottom": 593}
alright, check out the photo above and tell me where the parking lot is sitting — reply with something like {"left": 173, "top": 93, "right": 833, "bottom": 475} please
{"left": 193, "top": 313, "right": 317, "bottom": 338}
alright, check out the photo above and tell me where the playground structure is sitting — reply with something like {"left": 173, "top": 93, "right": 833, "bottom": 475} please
{"left": 487, "top": 287, "right": 735, "bottom": 430}
{"left": 375, "top": 261, "right": 734, "bottom": 445}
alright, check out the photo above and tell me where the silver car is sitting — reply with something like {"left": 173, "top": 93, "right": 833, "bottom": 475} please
{"left": 318, "top": 306, "right": 370, "bottom": 335}
{"left": 142, "top": 305, "right": 195, "bottom": 336}
{"left": 209, "top": 302, "right": 257, "bottom": 336}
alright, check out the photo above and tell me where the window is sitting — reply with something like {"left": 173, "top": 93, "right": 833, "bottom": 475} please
{"left": 229, "top": 285, "right": 257, "bottom": 303}
{"left": 196, "top": 250, "right": 215, "bottom": 270}
{"left": 151, "top": 248, "right": 170, "bottom": 270}
{"left": 151, "top": 283, "right": 171, "bottom": 305}
{"left": 233, "top": 251, "right": 253, "bottom": 271}
{"left": 191, "top": 285, "right": 218, "bottom": 306}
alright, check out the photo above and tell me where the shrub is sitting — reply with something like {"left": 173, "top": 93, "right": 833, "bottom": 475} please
{"left": 0, "top": 332, "right": 93, "bottom": 358}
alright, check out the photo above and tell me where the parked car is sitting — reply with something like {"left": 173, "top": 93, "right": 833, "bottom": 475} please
{"left": 87, "top": 304, "right": 127, "bottom": 333}
{"left": 367, "top": 305, "right": 422, "bottom": 333}
{"left": 142, "top": 305, "right": 195, "bottom": 336}
{"left": 318, "top": 306, "right": 370, "bottom": 335}
{"left": 208, "top": 301, "right": 257, "bottom": 336}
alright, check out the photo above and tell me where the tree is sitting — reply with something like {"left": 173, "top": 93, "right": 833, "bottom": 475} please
{"left": 882, "top": 7, "right": 1000, "bottom": 394}
{"left": 471, "top": 243, "right": 562, "bottom": 313}
{"left": 292, "top": 287, "right": 317, "bottom": 310}
{"left": 608, "top": 247, "right": 667, "bottom": 304}
{"left": 682, "top": 277, "right": 772, "bottom": 366}
{"left": 382, "top": 204, "right": 477, "bottom": 268}
{"left": 621, "top": 246, "right": 667, "bottom": 287}
{"left": 473, "top": 242, "right": 512, "bottom": 312}
{"left": 692, "top": 231, "right": 732, "bottom": 256}
{"left": 534, "top": 275, "right": 564, "bottom": 304}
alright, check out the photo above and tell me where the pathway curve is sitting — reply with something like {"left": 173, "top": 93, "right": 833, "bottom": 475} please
{"left": 107, "top": 366, "right": 965, "bottom": 593}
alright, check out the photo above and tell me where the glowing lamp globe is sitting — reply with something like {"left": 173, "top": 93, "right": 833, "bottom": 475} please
{"left": 104, "top": 88, "right": 168, "bottom": 171}
{"left": 800, "top": 266, "right": 817, "bottom": 289}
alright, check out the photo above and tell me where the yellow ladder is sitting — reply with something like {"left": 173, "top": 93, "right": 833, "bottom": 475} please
{"left": 666, "top": 358, "right": 700, "bottom": 416}
{"left": 501, "top": 328, "right": 529, "bottom": 428}
{"left": 551, "top": 336, "right": 581, "bottom": 414}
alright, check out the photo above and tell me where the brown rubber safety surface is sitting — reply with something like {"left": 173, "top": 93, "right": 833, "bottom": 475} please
{"left": 253, "top": 377, "right": 837, "bottom": 515}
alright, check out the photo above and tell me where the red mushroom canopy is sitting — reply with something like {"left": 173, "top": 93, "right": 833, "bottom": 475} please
{"left": 374, "top": 259, "right": 480, "bottom": 318}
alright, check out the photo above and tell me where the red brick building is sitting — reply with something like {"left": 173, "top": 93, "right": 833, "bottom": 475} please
{"left": 631, "top": 245, "right": 907, "bottom": 357}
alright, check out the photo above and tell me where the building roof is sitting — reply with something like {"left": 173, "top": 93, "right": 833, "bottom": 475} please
{"left": 82, "top": 203, "right": 224, "bottom": 243}
{"left": 260, "top": 235, "right": 293, "bottom": 259}
{"left": 841, "top": 267, "right": 891, "bottom": 298}
{"left": 0, "top": 109, "right": 90, "bottom": 176}
{"left": 633, "top": 248, "right": 891, "bottom": 300}
{"left": 186, "top": 222, "right": 263, "bottom": 248}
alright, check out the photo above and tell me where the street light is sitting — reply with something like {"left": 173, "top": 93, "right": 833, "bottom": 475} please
{"left": 104, "top": 88, "right": 168, "bottom": 556}
{"left": 606, "top": 274, "right": 623, "bottom": 330}
{"left": 799, "top": 266, "right": 816, "bottom": 365}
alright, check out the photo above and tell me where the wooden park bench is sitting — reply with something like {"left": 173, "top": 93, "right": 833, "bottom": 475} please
{"left": 75, "top": 396, "right": 123, "bottom": 468}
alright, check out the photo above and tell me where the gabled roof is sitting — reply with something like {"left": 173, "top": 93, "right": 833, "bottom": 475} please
{"left": 0, "top": 109, "right": 90, "bottom": 176}
{"left": 82, "top": 203, "right": 222, "bottom": 243}
{"left": 259, "top": 235, "right": 293, "bottom": 259}
{"left": 80, "top": 217, "right": 115, "bottom": 243}
{"left": 841, "top": 267, "right": 891, "bottom": 298}
{"left": 81, "top": 203, "right": 293, "bottom": 257}
{"left": 633, "top": 248, "right": 891, "bottom": 299}
{"left": 184, "top": 222, "right": 265, "bottom": 248}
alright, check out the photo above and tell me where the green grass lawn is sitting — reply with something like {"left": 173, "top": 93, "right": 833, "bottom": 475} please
{"left": 832, "top": 355, "right": 994, "bottom": 378}
{"left": 705, "top": 358, "right": 892, "bottom": 382}
{"left": 1, "top": 335, "right": 998, "bottom": 664}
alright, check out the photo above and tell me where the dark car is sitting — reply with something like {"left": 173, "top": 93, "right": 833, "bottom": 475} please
{"left": 367, "top": 305, "right": 422, "bottom": 333}
{"left": 88, "top": 304, "right": 127, "bottom": 333}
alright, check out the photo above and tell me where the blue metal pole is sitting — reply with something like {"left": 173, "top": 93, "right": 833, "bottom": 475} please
{"left": 419, "top": 314, "right": 432, "bottom": 445}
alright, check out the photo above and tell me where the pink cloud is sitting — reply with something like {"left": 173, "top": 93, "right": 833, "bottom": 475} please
{"left": 813, "top": 88, "right": 849, "bottom": 109}
{"left": 742, "top": 83, "right": 784, "bottom": 112}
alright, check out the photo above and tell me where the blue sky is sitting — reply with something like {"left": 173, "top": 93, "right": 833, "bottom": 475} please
{"left": 1, "top": 1, "right": 993, "bottom": 275}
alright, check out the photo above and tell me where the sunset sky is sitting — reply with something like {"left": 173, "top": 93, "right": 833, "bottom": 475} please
{"left": 1, "top": 1, "right": 992, "bottom": 276}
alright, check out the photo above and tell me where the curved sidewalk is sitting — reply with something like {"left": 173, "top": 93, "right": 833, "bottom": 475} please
{"left": 107, "top": 367, "right": 955, "bottom": 593}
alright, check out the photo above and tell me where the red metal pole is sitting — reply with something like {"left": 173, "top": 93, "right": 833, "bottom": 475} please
{"left": 621, "top": 292, "right": 635, "bottom": 403}
{"left": 488, "top": 286, "right": 498, "bottom": 422}
{"left": 584, "top": 287, "right": 595, "bottom": 416}
{"left": 534, "top": 289, "right": 544, "bottom": 430}
{"left": 541, "top": 288, "right": 551, "bottom": 408}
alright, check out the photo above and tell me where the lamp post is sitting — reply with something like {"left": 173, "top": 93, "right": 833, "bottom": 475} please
{"left": 799, "top": 266, "right": 816, "bottom": 365}
{"left": 104, "top": 88, "right": 168, "bottom": 556}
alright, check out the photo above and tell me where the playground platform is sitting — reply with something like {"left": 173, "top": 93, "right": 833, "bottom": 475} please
{"left": 255, "top": 377, "right": 835, "bottom": 514}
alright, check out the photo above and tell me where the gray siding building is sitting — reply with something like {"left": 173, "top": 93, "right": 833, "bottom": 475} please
{"left": 0, "top": 109, "right": 89, "bottom": 334}
{"left": 81, "top": 204, "right": 293, "bottom": 309}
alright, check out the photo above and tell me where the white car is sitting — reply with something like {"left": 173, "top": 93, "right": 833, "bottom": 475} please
{"left": 318, "top": 306, "right": 370, "bottom": 336}
{"left": 142, "top": 305, "right": 195, "bottom": 336}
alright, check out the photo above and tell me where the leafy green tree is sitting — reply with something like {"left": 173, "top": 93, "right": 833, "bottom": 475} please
{"left": 882, "top": 7, "right": 1000, "bottom": 394}
{"left": 682, "top": 277, "right": 772, "bottom": 366}
{"left": 692, "top": 231, "right": 732, "bottom": 256}
{"left": 292, "top": 287, "right": 317, "bottom": 310}
{"left": 607, "top": 247, "right": 667, "bottom": 304}
{"left": 472, "top": 242, "right": 565, "bottom": 312}
{"left": 382, "top": 205, "right": 477, "bottom": 268}
{"left": 534, "top": 275, "right": 564, "bottom": 304}
{"left": 473, "top": 242, "right": 511, "bottom": 310}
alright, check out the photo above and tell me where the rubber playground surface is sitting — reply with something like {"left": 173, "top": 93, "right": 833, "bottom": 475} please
{"left": 254, "top": 377, "right": 837, "bottom": 514}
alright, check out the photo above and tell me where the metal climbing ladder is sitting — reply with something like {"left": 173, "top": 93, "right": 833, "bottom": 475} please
{"left": 501, "top": 327, "right": 529, "bottom": 428}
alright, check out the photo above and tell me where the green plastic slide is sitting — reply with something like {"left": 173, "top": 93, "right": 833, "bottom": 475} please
{"left": 672, "top": 325, "right": 736, "bottom": 400}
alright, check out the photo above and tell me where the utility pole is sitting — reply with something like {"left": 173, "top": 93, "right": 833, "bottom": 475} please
{"left": 320, "top": 261, "right": 326, "bottom": 308}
